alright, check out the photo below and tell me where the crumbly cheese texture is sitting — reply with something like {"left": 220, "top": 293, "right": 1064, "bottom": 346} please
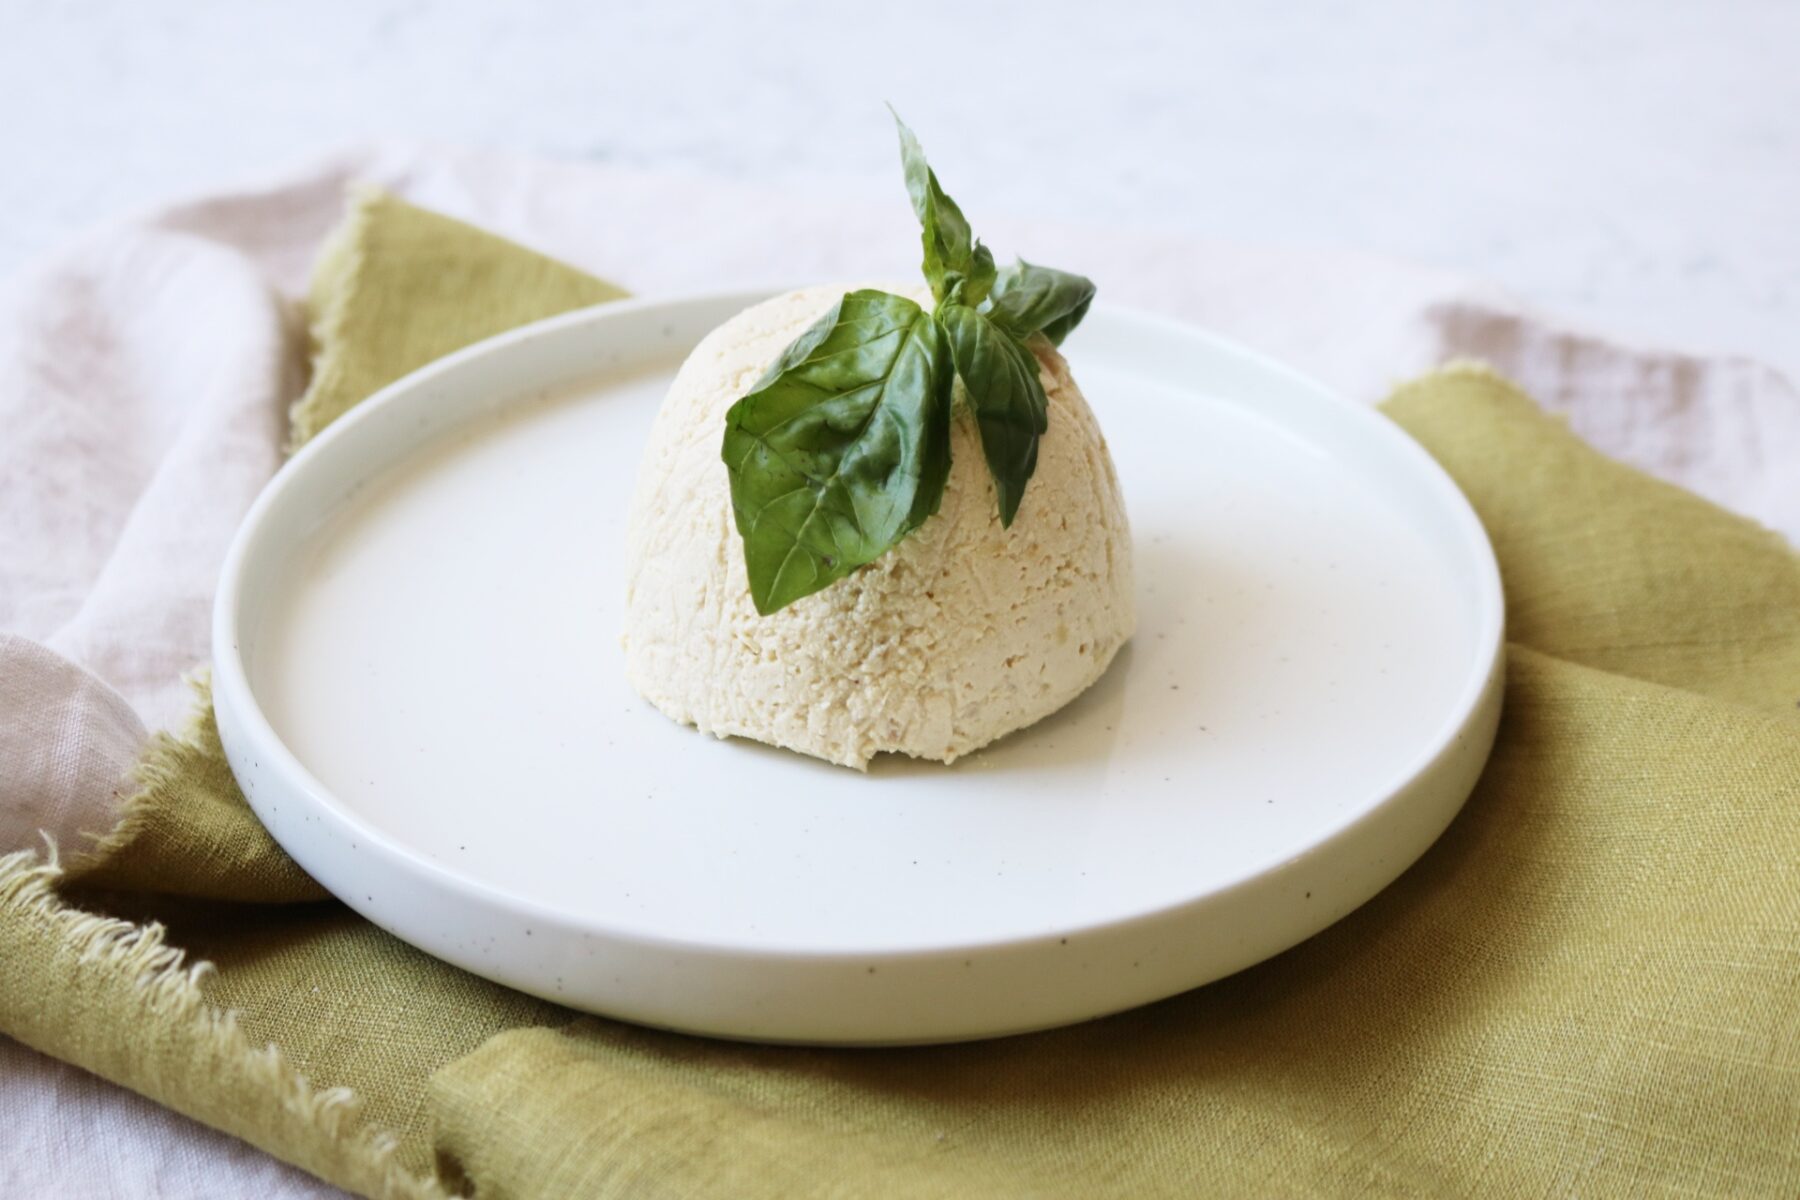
{"left": 622, "top": 285, "right": 1135, "bottom": 769}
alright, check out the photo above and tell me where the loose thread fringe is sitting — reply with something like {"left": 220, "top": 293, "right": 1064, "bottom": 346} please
{"left": 68, "top": 670, "right": 216, "bottom": 876}
{"left": 0, "top": 848, "right": 449, "bottom": 1199}
{"left": 288, "top": 183, "right": 384, "bottom": 451}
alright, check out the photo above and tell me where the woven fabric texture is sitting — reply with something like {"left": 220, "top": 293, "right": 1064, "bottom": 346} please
{"left": 2, "top": 194, "right": 1794, "bottom": 1199}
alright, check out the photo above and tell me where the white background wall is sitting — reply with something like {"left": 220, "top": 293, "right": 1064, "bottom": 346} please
{"left": 5, "top": 0, "right": 1798, "bottom": 379}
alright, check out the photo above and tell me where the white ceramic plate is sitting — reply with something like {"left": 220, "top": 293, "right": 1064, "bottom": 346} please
{"left": 213, "top": 291, "right": 1504, "bottom": 1045}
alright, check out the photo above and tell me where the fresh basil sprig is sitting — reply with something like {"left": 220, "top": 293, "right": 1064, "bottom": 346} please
{"left": 722, "top": 111, "right": 1096, "bottom": 614}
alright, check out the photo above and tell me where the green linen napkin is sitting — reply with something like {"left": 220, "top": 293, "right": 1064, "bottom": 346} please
{"left": 2, "top": 191, "right": 1795, "bottom": 1199}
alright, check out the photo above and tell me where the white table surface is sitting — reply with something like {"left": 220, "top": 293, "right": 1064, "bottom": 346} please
{"left": 6, "top": 0, "right": 1800, "bottom": 380}
{"left": 3, "top": 1, "right": 1796, "bottom": 1196}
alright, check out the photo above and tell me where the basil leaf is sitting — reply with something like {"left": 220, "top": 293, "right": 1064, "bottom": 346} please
{"left": 891, "top": 110, "right": 975, "bottom": 304}
{"left": 722, "top": 290, "right": 953, "bottom": 614}
{"left": 939, "top": 303, "right": 1049, "bottom": 527}
{"left": 951, "top": 240, "right": 997, "bottom": 309}
{"left": 986, "top": 259, "right": 1096, "bottom": 346}
{"left": 755, "top": 300, "right": 839, "bottom": 384}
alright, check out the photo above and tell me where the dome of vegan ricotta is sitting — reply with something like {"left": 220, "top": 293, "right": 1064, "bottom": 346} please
{"left": 622, "top": 284, "right": 1134, "bottom": 769}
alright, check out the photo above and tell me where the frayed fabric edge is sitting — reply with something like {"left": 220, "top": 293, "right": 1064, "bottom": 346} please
{"left": 0, "top": 847, "right": 448, "bottom": 1200}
